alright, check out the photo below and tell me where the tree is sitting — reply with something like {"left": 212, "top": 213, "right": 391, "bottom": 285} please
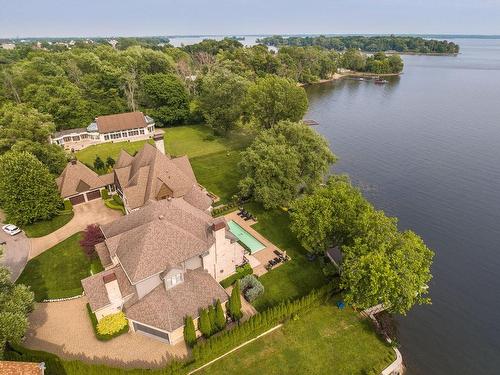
{"left": 214, "top": 299, "right": 226, "bottom": 331}
{"left": 93, "top": 156, "right": 105, "bottom": 171}
{"left": 140, "top": 73, "right": 189, "bottom": 126}
{"left": 106, "top": 156, "right": 115, "bottom": 169}
{"left": 0, "top": 103, "right": 55, "bottom": 154}
{"left": 239, "top": 121, "right": 336, "bottom": 208}
{"left": 341, "top": 230, "right": 433, "bottom": 315}
{"left": 245, "top": 75, "right": 308, "bottom": 129}
{"left": 79, "top": 224, "right": 105, "bottom": 258}
{"left": 11, "top": 140, "right": 68, "bottom": 175}
{"left": 341, "top": 49, "right": 366, "bottom": 71}
{"left": 0, "top": 151, "right": 61, "bottom": 225}
{"left": 183, "top": 315, "right": 197, "bottom": 347}
{"left": 0, "top": 255, "right": 34, "bottom": 358}
{"left": 198, "top": 67, "right": 249, "bottom": 135}
{"left": 198, "top": 308, "right": 212, "bottom": 338}
{"left": 290, "top": 175, "right": 371, "bottom": 253}
{"left": 208, "top": 305, "right": 217, "bottom": 334}
{"left": 228, "top": 282, "right": 243, "bottom": 321}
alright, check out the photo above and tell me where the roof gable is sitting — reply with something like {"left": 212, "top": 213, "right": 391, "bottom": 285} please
{"left": 57, "top": 161, "right": 105, "bottom": 198}
{"left": 76, "top": 180, "right": 91, "bottom": 193}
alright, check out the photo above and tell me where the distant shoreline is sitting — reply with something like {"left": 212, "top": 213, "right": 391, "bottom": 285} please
{"left": 300, "top": 71, "right": 401, "bottom": 87}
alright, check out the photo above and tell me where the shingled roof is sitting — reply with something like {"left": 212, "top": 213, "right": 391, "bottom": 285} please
{"left": 96, "top": 111, "right": 147, "bottom": 134}
{"left": 114, "top": 143, "right": 212, "bottom": 211}
{"left": 126, "top": 268, "right": 228, "bottom": 332}
{"left": 56, "top": 160, "right": 106, "bottom": 198}
{"left": 101, "top": 198, "right": 216, "bottom": 283}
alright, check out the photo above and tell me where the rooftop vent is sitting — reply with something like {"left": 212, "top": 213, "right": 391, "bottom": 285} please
{"left": 159, "top": 214, "right": 164, "bottom": 220}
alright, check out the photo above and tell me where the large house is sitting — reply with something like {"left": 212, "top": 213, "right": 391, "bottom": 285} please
{"left": 105, "top": 141, "right": 212, "bottom": 213}
{"left": 50, "top": 111, "right": 155, "bottom": 151}
{"left": 81, "top": 198, "right": 245, "bottom": 344}
{"left": 56, "top": 138, "right": 212, "bottom": 211}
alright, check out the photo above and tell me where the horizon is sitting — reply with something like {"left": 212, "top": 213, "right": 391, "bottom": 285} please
{"left": 1, "top": 0, "right": 499, "bottom": 39}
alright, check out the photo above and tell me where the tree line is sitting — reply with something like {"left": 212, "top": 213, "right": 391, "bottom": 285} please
{"left": 258, "top": 35, "right": 460, "bottom": 54}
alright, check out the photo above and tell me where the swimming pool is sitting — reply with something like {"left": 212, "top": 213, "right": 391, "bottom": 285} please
{"left": 227, "top": 220, "right": 265, "bottom": 253}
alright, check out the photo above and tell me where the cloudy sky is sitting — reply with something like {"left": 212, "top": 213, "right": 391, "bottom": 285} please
{"left": 1, "top": 0, "right": 499, "bottom": 38}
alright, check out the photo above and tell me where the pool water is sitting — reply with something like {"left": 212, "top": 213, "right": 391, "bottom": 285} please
{"left": 227, "top": 220, "right": 265, "bottom": 253}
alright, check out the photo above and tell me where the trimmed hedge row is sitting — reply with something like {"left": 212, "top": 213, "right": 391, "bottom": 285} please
{"left": 86, "top": 303, "right": 129, "bottom": 341}
{"left": 211, "top": 202, "right": 239, "bottom": 217}
{"left": 220, "top": 263, "right": 253, "bottom": 288}
{"left": 191, "top": 283, "right": 335, "bottom": 363}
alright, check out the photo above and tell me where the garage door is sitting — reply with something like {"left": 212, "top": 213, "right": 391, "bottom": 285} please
{"left": 69, "top": 194, "right": 85, "bottom": 205}
{"left": 86, "top": 190, "right": 101, "bottom": 201}
{"left": 133, "top": 322, "right": 170, "bottom": 343}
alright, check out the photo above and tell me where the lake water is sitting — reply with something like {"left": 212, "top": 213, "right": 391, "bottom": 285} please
{"left": 305, "top": 39, "right": 500, "bottom": 375}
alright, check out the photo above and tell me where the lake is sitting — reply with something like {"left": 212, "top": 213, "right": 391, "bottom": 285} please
{"left": 305, "top": 39, "right": 500, "bottom": 375}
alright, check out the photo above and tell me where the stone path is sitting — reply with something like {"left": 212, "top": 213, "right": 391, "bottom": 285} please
{"left": 29, "top": 199, "right": 122, "bottom": 259}
{"left": 24, "top": 297, "right": 188, "bottom": 368}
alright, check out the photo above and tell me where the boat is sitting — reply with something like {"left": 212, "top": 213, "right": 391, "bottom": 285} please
{"left": 374, "top": 79, "right": 388, "bottom": 84}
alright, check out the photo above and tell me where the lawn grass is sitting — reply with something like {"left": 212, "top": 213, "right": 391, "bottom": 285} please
{"left": 164, "top": 125, "right": 252, "bottom": 158}
{"left": 198, "top": 303, "right": 395, "bottom": 375}
{"left": 16, "top": 233, "right": 103, "bottom": 301}
{"left": 22, "top": 211, "right": 74, "bottom": 238}
{"left": 244, "top": 202, "right": 329, "bottom": 311}
{"left": 191, "top": 150, "right": 244, "bottom": 204}
{"left": 75, "top": 139, "right": 153, "bottom": 173}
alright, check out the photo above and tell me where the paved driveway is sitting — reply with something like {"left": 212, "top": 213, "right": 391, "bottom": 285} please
{"left": 0, "top": 228, "right": 30, "bottom": 281}
{"left": 30, "top": 199, "right": 122, "bottom": 259}
{"left": 24, "top": 297, "right": 188, "bottom": 368}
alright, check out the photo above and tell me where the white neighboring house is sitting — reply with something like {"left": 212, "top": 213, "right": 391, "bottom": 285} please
{"left": 50, "top": 111, "right": 156, "bottom": 151}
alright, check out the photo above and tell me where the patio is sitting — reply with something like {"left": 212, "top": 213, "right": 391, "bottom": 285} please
{"left": 224, "top": 211, "right": 289, "bottom": 276}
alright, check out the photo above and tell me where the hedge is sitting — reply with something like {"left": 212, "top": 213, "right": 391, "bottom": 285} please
{"left": 86, "top": 303, "right": 129, "bottom": 341}
{"left": 63, "top": 199, "right": 73, "bottom": 211}
{"left": 191, "top": 283, "right": 335, "bottom": 363}
{"left": 101, "top": 189, "right": 109, "bottom": 200}
{"left": 220, "top": 263, "right": 253, "bottom": 288}
{"left": 211, "top": 202, "right": 239, "bottom": 217}
{"left": 97, "top": 312, "right": 128, "bottom": 336}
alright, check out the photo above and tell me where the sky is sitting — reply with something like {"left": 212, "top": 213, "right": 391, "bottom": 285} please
{"left": 1, "top": 0, "right": 499, "bottom": 38}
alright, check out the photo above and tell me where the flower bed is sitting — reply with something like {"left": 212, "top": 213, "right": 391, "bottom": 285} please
{"left": 86, "top": 304, "right": 129, "bottom": 341}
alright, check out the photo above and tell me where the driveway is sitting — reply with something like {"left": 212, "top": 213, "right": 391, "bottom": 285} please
{"left": 29, "top": 199, "right": 122, "bottom": 259}
{"left": 0, "top": 228, "right": 30, "bottom": 281}
{"left": 24, "top": 297, "right": 188, "bottom": 368}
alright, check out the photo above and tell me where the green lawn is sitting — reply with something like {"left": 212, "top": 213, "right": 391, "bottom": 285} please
{"left": 244, "top": 202, "right": 329, "bottom": 311}
{"left": 16, "top": 233, "right": 103, "bottom": 301}
{"left": 75, "top": 139, "right": 153, "bottom": 173}
{"left": 164, "top": 125, "right": 252, "bottom": 158}
{"left": 22, "top": 212, "right": 74, "bottom": 238}
{"left": 199, "top": 303, "right": 395, "bottom": 375}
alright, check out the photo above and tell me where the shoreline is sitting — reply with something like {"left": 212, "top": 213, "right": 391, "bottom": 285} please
{"left": 300, "top": 71, "right": 401, "bottom": 87}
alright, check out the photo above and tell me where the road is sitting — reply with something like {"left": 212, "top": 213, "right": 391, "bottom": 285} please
{"left": 0, "top": 225, "right": 30, "bottom": 281}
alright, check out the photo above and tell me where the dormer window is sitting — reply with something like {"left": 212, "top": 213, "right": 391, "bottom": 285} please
{"left": 165, "top": 272, "right": 184, "bottom": 289}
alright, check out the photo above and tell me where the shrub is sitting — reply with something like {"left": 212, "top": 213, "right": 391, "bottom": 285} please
{"left": 240, "top": 274, "right": 264, "bottom": 302}
{"left": 112, "top": 194, "right": 123, "bottom": 205}
{"left": 215, "top": 299, "right": 226, "bottom": 331}
{"left": 101, "top": 189, "right": 109, "bottom": 200}
{"left": 183, "top": 315, "right": 197, "bottom": 347}
{"left": 199, "top": 308, "right": 212, "bottom": 338}
{"left": 220, "top": 263, "right": 253, "bottom": 288}
{"left": 228, "top": 281, "right": 243, "bottom": 320}
{"left": 208, "top": 305, "right": 217, "bottom": 334}
{"left": 86, "top": 304, "right": 128, "bottom": 341}
{"left": 63, "top": 199, "right": 73, "bottom": 211}
{"left": 96, "top": 312, "right": 128, "bottom": 336}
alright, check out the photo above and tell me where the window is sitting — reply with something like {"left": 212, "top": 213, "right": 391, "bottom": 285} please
{"left": 170, "top": 273, "right": 183, "bottom": 286}
{"left": 122, "top": 132, "right": 128, "bottom": 137}
{"left": 104, "top": 135, "right": 110, "bottom": 141}
{"left": 139, "top": 129, "right": 145, "bottom": 135}
{"left": 128, "top": 129, "right": 139, "bottom": 137}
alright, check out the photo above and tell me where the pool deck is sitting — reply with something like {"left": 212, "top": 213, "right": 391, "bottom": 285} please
{"left": 224, "top": 211, "right": 287, "bottom": 276}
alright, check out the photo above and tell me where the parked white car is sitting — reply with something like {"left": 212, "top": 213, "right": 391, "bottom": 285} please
{"left": 2, "top": 224, "right": 21, "bottom": 236}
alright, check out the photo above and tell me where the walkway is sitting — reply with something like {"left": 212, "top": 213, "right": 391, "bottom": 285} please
{"left": 24, "top": 297, "right": 188, "bottom": 368}
{"left": 29, "top": 200, "right": 122, "bottom": 259}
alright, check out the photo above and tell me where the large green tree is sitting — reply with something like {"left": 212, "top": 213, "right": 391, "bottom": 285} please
{"left": 11, "top": 140, "right": 68, "bottom": 175}
{"left": 239, "top": 121, "right": 335, "bottom": 208}
{"left": 198, "top": 67, "right": 249, "bottom": 135}
{"left": 0, "top": 103, "right": 55, "bottom": 153}
{"left": 0, "top": 151, "right": 62, "bottom": 225}
{"left": 140, "top": 73, "right": 189, "bottom": 126}
{"left": 0, "top": 259, "right": 34, "bottom": 358}
{"left": 245, "top": 75, "right": 308, "bottom": 129}
{"left": 341, "top": 230, "right": 433, "bottom": 315}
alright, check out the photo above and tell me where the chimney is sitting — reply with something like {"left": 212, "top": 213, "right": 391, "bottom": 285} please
{"left": 103, "top": 273, "right": 122, "bottom": 304}
{"left": 153, "top": 133, "right": 165, "bottom": 155}
{"left": 159, "top": 214, "right": 164, "bottom": 220}
{"left": 212, "top": 220, "right": 226, "bottom": 232}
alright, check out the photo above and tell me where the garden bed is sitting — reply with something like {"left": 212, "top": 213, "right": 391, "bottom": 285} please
{"left": 86, "top": 303, "right": 129, "bottom": 341}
